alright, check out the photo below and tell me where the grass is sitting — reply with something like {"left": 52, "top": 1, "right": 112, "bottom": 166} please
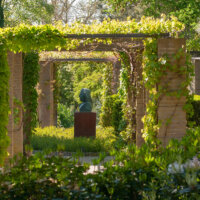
{"left": 31, "top": 126, "right": 116, "bottom": 153}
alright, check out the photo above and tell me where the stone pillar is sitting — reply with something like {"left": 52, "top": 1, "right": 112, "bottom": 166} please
{"left": 38, "top": 61, "right": 55, "bottom": 127}
{"left": 157, "top": 39, "right": 186, "bottom": 146}
{"left": 191, "top": 58, "right": 200, "bottom": 95}
{"left": 7, "top": 52, "right": 23, "bottom": 157}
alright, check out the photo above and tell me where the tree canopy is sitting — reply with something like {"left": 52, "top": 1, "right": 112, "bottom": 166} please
{"left": 104, "top": 0, "right": 200, "bottom": 36}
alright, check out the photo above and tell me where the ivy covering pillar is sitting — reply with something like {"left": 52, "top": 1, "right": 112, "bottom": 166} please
{"left": 157, "top": 38, "right": 186, "bottom": 146}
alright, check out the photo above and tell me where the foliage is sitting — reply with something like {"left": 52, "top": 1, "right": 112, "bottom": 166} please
{"left": 0, "top": 153, "right": 90, "bottom": 200}
{"left": 100, "top": 59, "right": 126, "bottom": 133}
{"left": 1, "top": 127, "right": 200, "bottom": 199}
{"left": 100, "top": 94, "right": 126, "bottom": 133}
{"left": 72, "top": 61, "right": 105, "bottom": 105}
{"left": 0, "top": 17, "right": 185, "bottom": 164}
{"left": 188, "top": 95, "right": 200, "bottom": 126}
{"left": 3, "top": 0, "right": 54, "bottom": 26}
{"left": 31, "top": 126, "right": 116, "bottom": 153}
{"left": 57, "top": 103, "right": 74, "bottom": 128}
{"left": 57, "top": 63, "right": 74, "bottom": 107}
{"left": 142, "top": 39, "right": 194, "bottom": 146}
{"left": 104, "top": 0, "right": 200, "bottom": 35}
{"left": 118, "top": 51, "right": 137, "bottom": 140}
{"left": 23, "top": 52, "right": 40, "bottom": 153}
{"left": 0, "top": 0, "right": 4, "bottom": 27}
{"left": 100, "top": 61, "right": 113, "bottom": 127}
{"left": 0, "top": 49, "right": 9, "bottom": 165}
{"left": 0, "top": 17, "right": 184, "bottom": 53}
{"left": 187, "top": 34, "right": 200, "bottom": 51}
{"left": 57, "top": 61, "right": 107, "bottom": 124}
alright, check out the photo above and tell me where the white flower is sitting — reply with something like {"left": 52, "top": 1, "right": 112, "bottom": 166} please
{"left": 168, "top": 161, "right": 184, "bottom": 174}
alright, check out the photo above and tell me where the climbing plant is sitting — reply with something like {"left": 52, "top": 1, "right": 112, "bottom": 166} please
{"left": 0, "top": 16, "right": 186, "bottom": 164}
{"left": 142, "top": 38, "right": 194, "bottom": 147}
{"left": 0, "top": 49, "right": 10, "bottom": 165}
{"left": 23, "top": 52, "right": 40, "bottom": 154}
{"left": 100, "top": 61, "right": 113, "bottom": 127}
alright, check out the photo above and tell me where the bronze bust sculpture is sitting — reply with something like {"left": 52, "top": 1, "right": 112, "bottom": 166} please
{"left": 79, "top": 88, "right": 92, "bottom": 112}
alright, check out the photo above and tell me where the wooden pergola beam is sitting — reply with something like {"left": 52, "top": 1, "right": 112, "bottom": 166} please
{"left": 53, "top": 39, "right": 143, "bottom": 52}
{"left": 47, "top": 58, "right": 113, "bottom": 62}
{"left": 63, "top": 33, "right": 170, "bottom": 39}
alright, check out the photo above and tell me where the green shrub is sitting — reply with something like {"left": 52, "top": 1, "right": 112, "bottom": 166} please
{"left": 31, "top": 126, "right": 116, "bottom": 153}
{"left": 57, "top": 103, "right": 74, "bottom": 128}
{"left": 100, "top": 94, "right": 126, "bottom": 133}
{"left": 2, "top": 127, "right": 200, "bottom": 199}
{"left": 188, "top": 95, "right": 200, "bottom": 126}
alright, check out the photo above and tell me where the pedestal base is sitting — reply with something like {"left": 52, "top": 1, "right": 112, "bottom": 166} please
{"left": 74, "top": 112, "right": 96, "bottom": 138}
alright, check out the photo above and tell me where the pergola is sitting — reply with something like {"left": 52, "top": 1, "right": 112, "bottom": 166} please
{"left": 7, "top": 33, "right": 188, "bottom": 158}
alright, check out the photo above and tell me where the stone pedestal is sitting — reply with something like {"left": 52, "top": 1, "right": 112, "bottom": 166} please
{"left": 74, "top": 112, "right": 96, "bottom": 138}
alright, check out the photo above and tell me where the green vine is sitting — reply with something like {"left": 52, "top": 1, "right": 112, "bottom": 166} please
{"left": 100, "top": 62, "right": 113, "bottom": 127}
{"left": 23, "top": 52, "right": 40, "bottom": 154}
{"left": 119, "top": 52, "right": 136, "bottom": 140}
{"left": 142, "top": 39, "right": 194, "bottom": 147}
{"left": 0, "top": 49, "right": 10, "bottom": 165}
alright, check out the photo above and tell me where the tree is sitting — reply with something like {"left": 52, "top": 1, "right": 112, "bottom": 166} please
{"left": 49, "top": 0, "right": 77, "bottom": 23}
{"left": 49, "top": 0, "right": 107, "bottom": 24}
{"left": 104, "top": 0, "right": 200, "bottom": 35}
{"left": 3, "top": 0, "right": 54, "bottom": 26}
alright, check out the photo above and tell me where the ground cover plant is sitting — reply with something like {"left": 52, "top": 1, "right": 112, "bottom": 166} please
{"left": 31, "top": 126, "right": 116, "bottom": 153}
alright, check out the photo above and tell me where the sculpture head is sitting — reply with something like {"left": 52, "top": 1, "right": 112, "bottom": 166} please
{"left": 79, "top": 88, "right": 92, "bottom": 112}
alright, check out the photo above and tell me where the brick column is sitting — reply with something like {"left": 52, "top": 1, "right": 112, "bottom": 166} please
{"left": 191, "top": 58, "right": 200, "bottom": 95}
{"left": 38, "top": 61, "right": 55, "bottom": 127}
{"left": 157, "top": 39, "right": 186, "bottom": 146}
{"left": 7, "top": 52, "right": 23, "bottom": 156}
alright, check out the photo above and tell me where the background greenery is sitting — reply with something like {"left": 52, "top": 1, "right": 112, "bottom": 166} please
{"left": 31, "top": 126, "right": 116, "bottom": 153}
{"left": 56, "top": 61, "right": 109, "bottom": 127}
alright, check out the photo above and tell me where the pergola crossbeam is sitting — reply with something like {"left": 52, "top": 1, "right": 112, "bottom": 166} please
{"left": 46, "top": 58, "right": 112, "bottom": 62}
{"left": 63, "top": 33, "right": 170, "bottom": 39}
